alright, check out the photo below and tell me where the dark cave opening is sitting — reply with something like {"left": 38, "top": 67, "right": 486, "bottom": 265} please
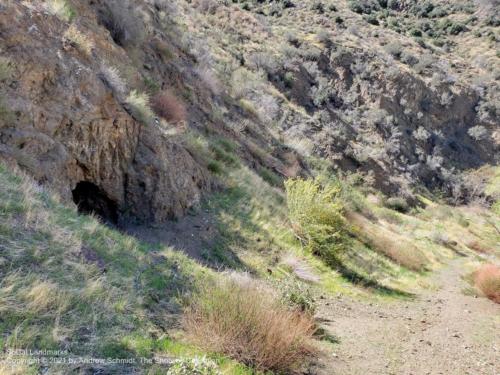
{"left": 72, "top": 181, "right": 118, "bottom": 224}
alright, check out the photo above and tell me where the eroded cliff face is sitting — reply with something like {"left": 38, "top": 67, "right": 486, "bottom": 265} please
{"left": 0, "top": 1, "right": 210, "bottom": 223}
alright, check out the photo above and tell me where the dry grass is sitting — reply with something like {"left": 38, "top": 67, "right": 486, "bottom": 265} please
{"left": 126, "top": 90, "right": 154, "bottom": 125}
{"left": 466, "top": 240, "right": 490, "bottom": 254}
{"left": 0, "top": 163, "right": 209, "bottom": 373}
{"left": 474, "top": 264, "right": 500, "bottom": 303}
{"left": 348, "top": 212, "right": 428, "bottom": 272}
{"left": 183, "top": 274, "right": 317, "bottom": 374}
{"left": 63, "top": 25, "right": 94, "bottom": 55}
{"left": 99, "top": 64, "right": 127, "bottom": 97}
{"left": 44, "top": 0, "right": 75, "bottom": 22}
{"left": 152, "top": 90, "right": 187, "bottom": 124}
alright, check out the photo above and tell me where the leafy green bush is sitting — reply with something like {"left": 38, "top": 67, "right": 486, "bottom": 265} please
{"left": 409, "top": 28, "right": 423, "bottom": 37}
{"left": 210, "top": 144, "right": 239, "bottom": 166}
{"left": 167, "top": 357, "right": 221, "bottom": 375}
{"left": 207, "top": 160, "right": 223, "bottom": 174}
{"left": 285, "top": 178, "right": 347, "bottom": 266}
{"left": 348, "top": 0, "right": 383, "bottom": 14}
{"left": 364, "top": 14, "right": 380, "bottom": 25}
{"left": 448, "top": 22, "right": 467, "bottom": 35}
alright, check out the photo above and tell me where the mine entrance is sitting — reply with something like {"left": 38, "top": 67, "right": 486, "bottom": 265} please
{"left": 72, "top": 181, "right": 118, "bottom": 224}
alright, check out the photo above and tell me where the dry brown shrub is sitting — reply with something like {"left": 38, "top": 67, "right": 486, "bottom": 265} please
{"left": 348, "top": 212, "right": 428, "bottom": 271}
{"left": 183, "top": 275, "right": 317, "bottom": 373}
{"left": 151, "top": 90, "right": 187, "bottom": 124}
{"left": 466, "top": 240, "right": 490, "bottom": 254}
{"left": 474, "top": 264, "right": 500, "bottom": 303}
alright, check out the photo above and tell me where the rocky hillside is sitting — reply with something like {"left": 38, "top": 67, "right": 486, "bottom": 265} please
{"left": 0, "top": 0, "right": 498, "bottom": 226}
{"left": 0, "top": 0, "right": 499, "bottom": 374}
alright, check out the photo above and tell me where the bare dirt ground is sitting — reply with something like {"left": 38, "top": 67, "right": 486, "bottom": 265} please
{"left": 124, "top": 210, "right": 216, "bottom": 262}
{"left": 315, "top": 258, "right": 500, "bottom": 375}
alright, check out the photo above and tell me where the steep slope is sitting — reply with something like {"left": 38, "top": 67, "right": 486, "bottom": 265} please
{"left": 0, "top": 0, "right": 499, "bottom": 374}
{"left": 0, "top": 163, "right": 257, "bottom": 374}
{"left": 1, "top": 0, "right": 498, "bottom": 228}
{"left": 171, "top": 0, "right": 499, "bottom": 198}
{"left": 1, "top": 0, "right": 212, "bottom": 224}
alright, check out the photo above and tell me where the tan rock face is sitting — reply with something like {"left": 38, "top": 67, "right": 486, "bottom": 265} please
{"left": 0, "top": 1, "right": 209, "bottom": 223}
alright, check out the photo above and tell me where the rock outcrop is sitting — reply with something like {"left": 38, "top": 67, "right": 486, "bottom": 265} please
{"left": 0, "top": 1, "right": 210, "bottom": 223}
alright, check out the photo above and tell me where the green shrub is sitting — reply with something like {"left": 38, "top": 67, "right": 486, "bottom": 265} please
{"left": 448, "top": 22, "right": 466, "bottom": 35}
{"left": 384, "top": 196, "right": 409, "bottom": 213}
{"left": 167, "top": 357, "right": 221, "bottom": 375}
{"left": 413, "top": 1, "right": 434, "bottom": 17}
{"left": 284, "top": 71, "right": 295, "bottom": 87}
{"left": 276, "top": 277, "right": 316, "bottom": 314}
{"left": 311, "top": 1, "right": 324, "bottom": 13}
{"left": 207, "top": 160, "right": 223, "bottom": 174}
{"left": 348, "top": 0, "right": 381, "bottom": 14}
{"left": 285, "top": 178, "right": 347, "bottom": 266}
{"left": 401, "top": 51, "right": 418, "bottom": 66}
{"left": 409, "top": 28, "right": 423, "bottom": 37}
{"left": 210, "top": 144, "right": 239, "bottom": 166}
{"left": 384, "top": 42, "right": 403, "bottom": 58}
{"left": 364, "top": 14, "right": 380, "bottom": 25}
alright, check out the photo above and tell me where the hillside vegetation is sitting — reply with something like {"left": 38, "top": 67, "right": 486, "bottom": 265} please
{"left": 0, "top": 0, "right": 499, "bottom": 374}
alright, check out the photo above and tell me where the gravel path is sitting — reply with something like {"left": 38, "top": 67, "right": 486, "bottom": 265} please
{"left": 315, "top": 258, "right": 500, "bottom": 375}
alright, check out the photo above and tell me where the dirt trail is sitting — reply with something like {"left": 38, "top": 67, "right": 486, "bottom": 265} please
{"left": 315, "top": 258, "right": 499, "bottom": 375}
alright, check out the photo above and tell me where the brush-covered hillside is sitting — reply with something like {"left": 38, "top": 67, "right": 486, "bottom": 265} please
{"left": 0, "top": 0, "right": 499, "bottom": 374}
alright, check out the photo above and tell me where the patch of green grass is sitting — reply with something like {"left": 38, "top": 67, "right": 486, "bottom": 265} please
{"left": 210, "top": 144, "right": 239, "bottom": 167}
{"left": 156, "top": 337, "right": 257, "bottom": 374}
{"left": 0, "top": 95, "right": 14, "bottom": 125}
{"left": 0, "top": 163, "right": 210, "bottom": 373}
{"left": 0, "top": 56, "right": 12, "bottom": 81}
{"left": 207, "top": 159, "right": 223, "bottom": 174}
{"left": 258, "top": 167, "right": 282, "bottom": 187}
